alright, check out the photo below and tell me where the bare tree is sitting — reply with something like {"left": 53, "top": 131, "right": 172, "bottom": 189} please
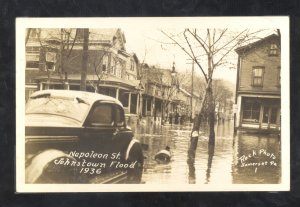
{"left": 161, "top": 28, "right": 263, "bottom": 144}
{"left": 26, "top": 28, "right": 80, "bottom": 89}
{"left": 87, "top": 47, "right": 110, "bottom": 92}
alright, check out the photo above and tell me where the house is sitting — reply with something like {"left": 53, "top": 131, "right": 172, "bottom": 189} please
{"left": 25, "top": 28, "right": 143, "bottom": 118}
{"left": 234, "top": 34, "right": 281, "bottom": 131}
{"left": 140, "top": 63, "right": 195, "bottom": 124}
{"left": 25, "top": 28, "right": 60, "bottom": 99}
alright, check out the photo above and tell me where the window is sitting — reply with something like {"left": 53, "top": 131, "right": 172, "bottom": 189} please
{"left": 26, "top": 46, "right": 40, "bottom": 53}
{"left": 46, "top": 52, "right": 56, "bottom": 71}
{"left": 113, "top": 36, "right": 117, "bottom": 46}
{"left": 102, "top": 55, "right": 108, "bottom": 73}
{"left": 116, "top": 67, "right": 121, "bottom": 78}
{"left": 262, "top": 107, "right": 278, "bottom": 124}
{"left": 26, "top": 61, "right": 40, "bottom": 69}
{"left": 242, "top": 100, "right": 261, "bottom": 123}
{"left": 269, "top": 43, "right": 278, "bottom": 56}
{"left": 252, "top": 67, "right": 264, "bottom": 87}
{"left": 130, "top": 60, "right": 135, "bottom": 71}
{"left": 115, "top": 106, "right": 125, "bottom": 126}
{"left": 26, "top": 54, "right": 40, "bottom": 70}
{"left": 89, "top": 104, "right": 113, "bottom": 126}
{"left": 277, "top": 67, "right": 281, "bottom": 86}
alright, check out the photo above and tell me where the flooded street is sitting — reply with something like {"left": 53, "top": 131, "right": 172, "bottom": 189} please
{"left": 132, "top": 121, "right": 281, "bottom": 185}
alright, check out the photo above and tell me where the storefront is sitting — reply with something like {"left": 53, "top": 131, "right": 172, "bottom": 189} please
{"left": 240, "top": 96, "right": 280, "bottom": 130}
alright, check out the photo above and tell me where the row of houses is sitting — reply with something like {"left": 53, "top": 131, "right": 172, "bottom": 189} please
{"left": 25, "top": 28, "right": 281, "bottom": 131}
{"left": 25, "top": 28, "right": 201, "bottom": 125}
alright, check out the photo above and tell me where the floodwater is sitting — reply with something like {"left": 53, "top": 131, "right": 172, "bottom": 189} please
{"left": 132, "top": 120, "right": 281, "bottom": 185}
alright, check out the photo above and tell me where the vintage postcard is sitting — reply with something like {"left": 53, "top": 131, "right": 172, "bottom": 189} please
{"left": 16, "top": 17, "right": 290, "bottom": 192}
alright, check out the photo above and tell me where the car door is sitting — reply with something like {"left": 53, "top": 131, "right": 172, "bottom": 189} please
{"left": 80, "top": 102, "right": 132, "bottom": 157}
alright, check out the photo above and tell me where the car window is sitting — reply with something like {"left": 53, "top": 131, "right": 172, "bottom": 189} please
{"left": 89, "top": 104, "right": 113, "bottom": 126}
{"left": 115, "top": 106, "right": 125, "bottom": 126}
{"left": 26, "top": 96, "right": 90, "bottom": 122}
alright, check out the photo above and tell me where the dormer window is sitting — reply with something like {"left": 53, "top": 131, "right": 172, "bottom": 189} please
{"left": 113, "top": 36, "right": 117, "bottom": 46}
{"left": 29, "top": 29, "right": 41, "bottom": 39}
{"left": 269, "top": 43, "right": 278, "bottom": 56}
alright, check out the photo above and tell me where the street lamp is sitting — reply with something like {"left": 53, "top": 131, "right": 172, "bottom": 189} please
{"left": 171, "top": 61, "right": 177, "bottom": 77}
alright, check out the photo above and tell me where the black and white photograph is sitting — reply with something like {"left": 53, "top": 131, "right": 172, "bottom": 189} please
{"left": 16, "top": 17, "right": 290, "bottom": 192}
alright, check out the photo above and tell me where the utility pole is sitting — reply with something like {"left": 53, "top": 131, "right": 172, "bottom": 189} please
{"left": 191, "top": 60, "right": 194, "bottom": 120}
{"left": 80, "top": 28, "right": 89, "bottom": 91}
{"left": 187, "top": 59, "right": 195, "bottom": 121}
{"left": 60, "top": 28, "right": 64, "bottom": 74}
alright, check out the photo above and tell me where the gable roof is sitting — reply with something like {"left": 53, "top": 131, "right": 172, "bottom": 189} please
{"left": 235, "top": 34, "right": 280, "bottom": 54}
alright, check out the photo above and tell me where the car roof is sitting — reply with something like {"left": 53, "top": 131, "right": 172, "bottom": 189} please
{"left": 30, "top": 90, "right": 123, "bottom": 107}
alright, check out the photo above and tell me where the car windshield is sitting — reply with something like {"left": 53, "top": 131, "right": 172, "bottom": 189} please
{"left": 26, "top": 96, "right": 90, "bottom": 122}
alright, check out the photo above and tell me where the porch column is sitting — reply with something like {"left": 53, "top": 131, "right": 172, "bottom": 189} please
{"left": 136, "top": 93, "right": 140, "bottom": 114}
{"left": 45, "top": 82, "right": 50, "bottom": 90}
{"left": 39, "top": 82, "right": 43, "bottom": 90}
{"left": 145, "top": 98, "right": 148, "bottom": 116}
{"left": 235, "top": 95, "right": 242, "bottom": 128}
{"left": 151, "top": 96, "right": 155, "bottom": 117}
{"left": 116, "top": 88, "right": 119, "bottom": 100}
{"left": 259, "top": 105, "right": 264, "bottom": 129}
{"left": 139, "top": 93, "right": 143, "bottom": 117}
{"left": 276, "top": 108, "right": 281, "bottom": 130}
{"left": 128, "top": 92, "right": 132, "bottom": 113}
{"left": 64, "top": 82, "right": 70, "bottom": 90}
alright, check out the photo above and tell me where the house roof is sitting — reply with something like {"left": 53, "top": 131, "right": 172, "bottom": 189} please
{"left": 89, "top": 29, "right": 118, "bottom": 42}
{"left": 30, "top": 28, "right": 126, "bottom": 49}
{"left": 143, "top": 66, "right": 174, "bottom": 86}
{"left": 235, "top": 34, "right": 280, "bottom": 54}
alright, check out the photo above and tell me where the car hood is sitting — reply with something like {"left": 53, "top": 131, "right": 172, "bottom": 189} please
{"left": 25, "top": 114, "right": 82, "bottom": 127}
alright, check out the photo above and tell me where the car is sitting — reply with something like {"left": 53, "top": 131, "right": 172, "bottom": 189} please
{"left": 25, "top": 90, "right": 144, "bottom": 184}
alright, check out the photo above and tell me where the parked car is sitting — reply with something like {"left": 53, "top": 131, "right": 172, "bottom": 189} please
{"left": 25, "top": 90, "right": 144, "bottom": 184}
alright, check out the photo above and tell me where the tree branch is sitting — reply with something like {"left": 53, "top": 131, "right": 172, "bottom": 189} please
{"left": 67, "top": 29, "right": 78, "bottom": 59}
{"left": 187, "top": 29, "right": 209, "bottom": 54}
{"left": 183, "top": 29, "right": 208, "bottom": 82}
{"left": 160, "top": 30, "right": 195, "bottom": 60}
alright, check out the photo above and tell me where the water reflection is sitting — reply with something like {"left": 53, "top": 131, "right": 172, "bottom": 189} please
{"left": 232, "top": 132, "right": 281, "bottom": 184}
{"left": 205, "top": 144, "right": 215, "bottom": 184}
{"left": 132, "top": 120, "right": 281, "bottom": 185}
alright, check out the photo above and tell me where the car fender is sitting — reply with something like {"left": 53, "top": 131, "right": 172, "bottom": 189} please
{"left": 25, "top": 149, "right": 75, "bottom": 183}
{"left": 125, "top": 138, "right": 140, "bottom": 160}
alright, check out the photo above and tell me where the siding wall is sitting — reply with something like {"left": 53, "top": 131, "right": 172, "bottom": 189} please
{"left": 238, "top": 38, "right": 281, "bottom": 94}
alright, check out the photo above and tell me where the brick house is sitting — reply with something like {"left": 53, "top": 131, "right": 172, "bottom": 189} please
{"left": 234, "top": 34, "right": 281, "bottom": 131}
